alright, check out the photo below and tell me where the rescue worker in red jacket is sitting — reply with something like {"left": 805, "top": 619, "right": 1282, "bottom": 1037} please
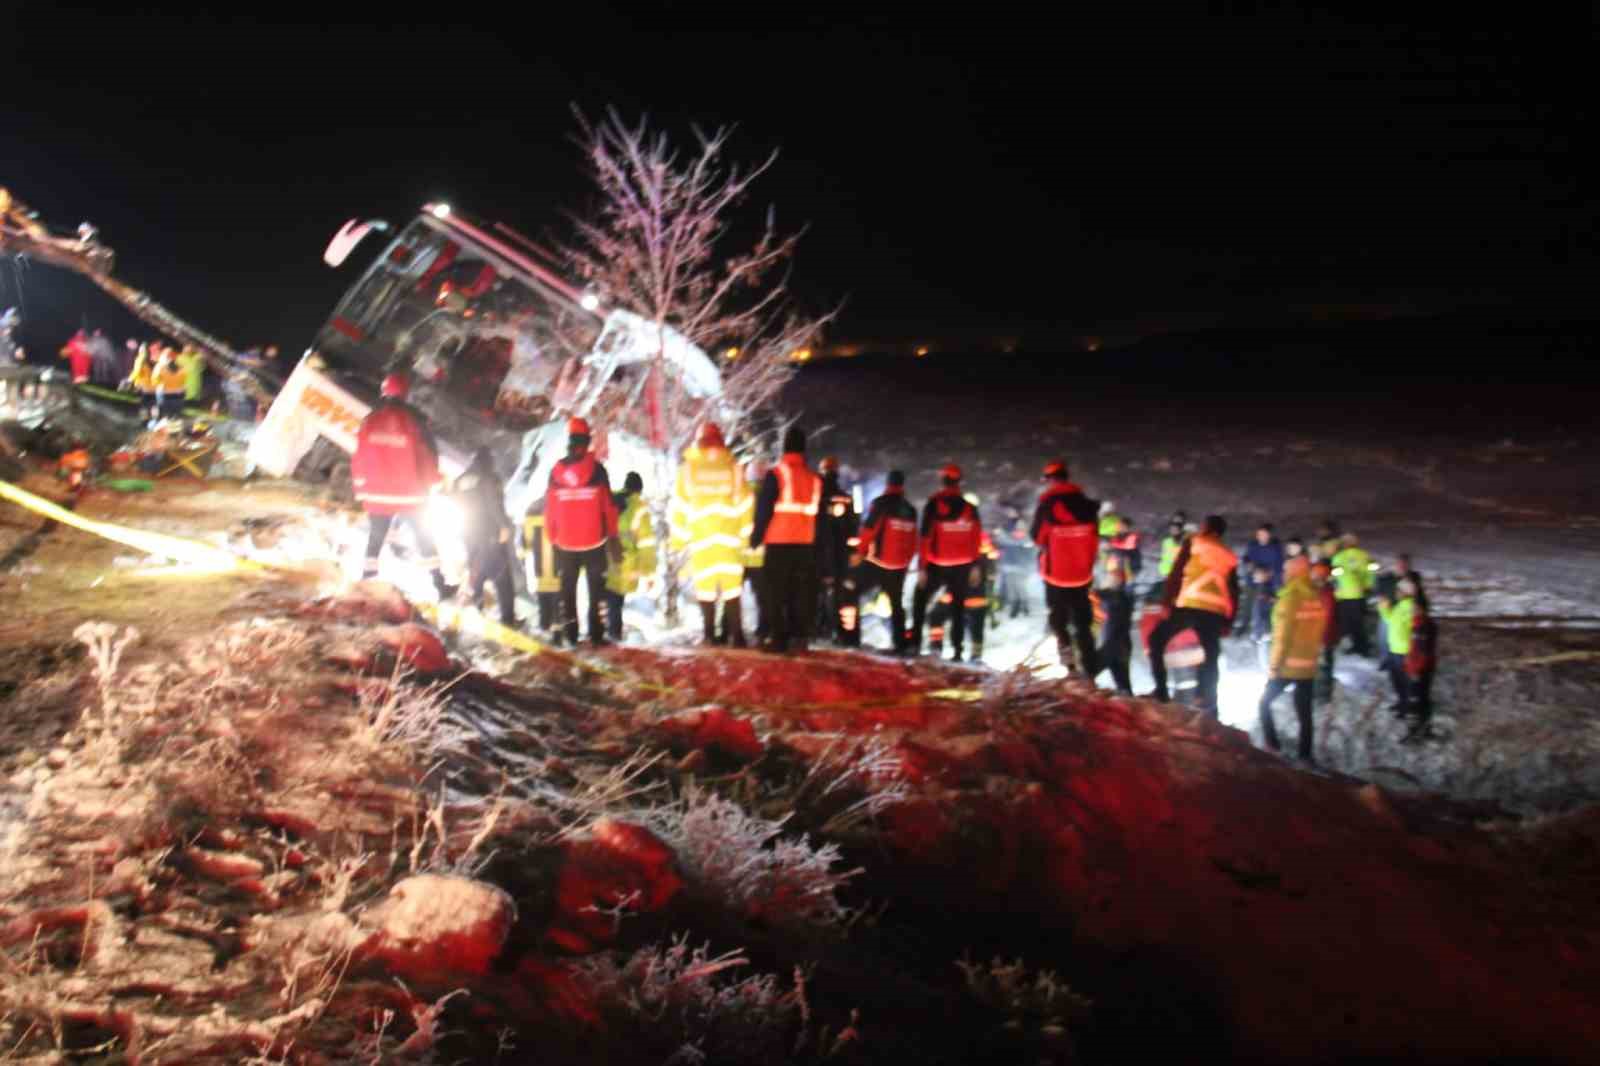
{"left": 544, "top": 416, "right": 619, "bottom": 646}
{"left": 351, "top": 372, "right": 455, "bottom": 598}
{"left": 1030, "top": 460, "right": 1100, "bottom": 676}
{"left": 749, "top": 426, "right": 822, "bottom": 653}
{"left": 1146, "top": 513, "right": 1240, "bottom": 716}
{"left": 910, "top": 463, "right": 983, "bottom": 661}
{"left": 851, "top": 470, "right": 918, "bottom": 653}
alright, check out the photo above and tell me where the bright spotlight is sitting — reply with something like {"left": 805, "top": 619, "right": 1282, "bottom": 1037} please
{"left": 579, "top": 290, "right": 601, "bottom": 311}
{"left": 429, "top": 203, "right": 452, "bottom": 219}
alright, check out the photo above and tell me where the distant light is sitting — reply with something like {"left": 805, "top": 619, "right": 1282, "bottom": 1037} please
{"left": 791, "top": 348, "right": 812, "bottom": 363}
{"left": 579, "top": 290, "right": 601, "bottom": 311}
{"left": 915, "top": 346, "right": 929, "bottom": 357}
{"left": 429, "top": 203, "right": 452, "bottom": 219}
{"left": 724, "top": 346, "right": 740, "bottom": 361}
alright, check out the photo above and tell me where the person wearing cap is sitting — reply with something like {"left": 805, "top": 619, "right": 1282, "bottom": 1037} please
{"left": 351, "top": 371, "right": 456, "bottom": 598}
{"left": 1257, "top": 555, "right": 1331, "bottom": 762}
{"left": 815, "top": 456, "right": 860, "bottom": 645}
{"left": 749, "top": 426, "right": 822, "bottom": 653}
{"left": 907, "top": 463, "right": 983, "bottom": 660}
{"left": 1330, "top": 532, "right": 1376, "bottom": 657}
{"left": 1030, "top": 460, "right": 1100, "bottom": 676}
{"left": 851, "top": 470, "right": 919, "bottom": 653}
{"left": 1145, "top": 514, "right": 1239, "bottom": 716}
{"left": 605, "top": 471, "right": 655, "bottom": 642}
{"left": 1097, "top": 500, "right": 1125, "bottom": 538}
{"left": 670, "top": 423, "right": 752, "bottom": 646}
{"left": 544, "top": 416, "right": 620, "bottom": 646}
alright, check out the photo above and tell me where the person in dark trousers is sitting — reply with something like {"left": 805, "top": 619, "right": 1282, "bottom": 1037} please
{"left": 741, "top": 460, "right": 770, "bottom": 643}
{"left": 520, "top": 500, "right": 561, "bottom": 640}
{"left": 1257, "top": 555, "right": 1331, "bottom": 762}
{"left": 852, "top": 469, "right": 919, "bottom": 653}
{"left": 605, "top": 472, "right": 648, "bottom": 641}
{"left": 1241, "top": 522, "right": 1285, "bottom": 640}
{"left": 1145, "top": 514, "right": 1240, "bottom": 717}
{"left": 544, "top": 416, "right": 619, "bottom": 646}
{"left": 993, "top": 507, "right": 1035, "bottom": 618}
{"left": 1030, "top": 460, "right": 1100, "bottom": 676}
{"left": 911, "top": 464, "right": 984, "bottom": 661}
{"left": 749, "top": 426, "right": 822, "bottom": 653}
{"left": 1094, "top": 515, "right": 1140, "bottom": 695}
{"left": 351, "top": 372, "right": 456, "bottom": 598}
{"left": 1310, "top": 560, "right": 1339, "bottom": 705}
{"left": 1374, "top": 552, "right": 1428, "bottom": 651}
{"left": 927, "top": 519, "right": 996, "bottom": 659}
{"left": 454, "top": 447, "right": 519, "bottom": 626}
{"left": 814, "top": 456, "right": 859, "bottom": 644}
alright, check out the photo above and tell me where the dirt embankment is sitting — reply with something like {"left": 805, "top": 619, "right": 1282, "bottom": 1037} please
{"left": 5, "top": 563, "right": 1599, "bottom": 1063}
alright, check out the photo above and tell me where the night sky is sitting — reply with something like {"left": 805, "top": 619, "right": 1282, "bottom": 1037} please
{"left": 2, "top": 4, "right": 1589, "bottom": 356}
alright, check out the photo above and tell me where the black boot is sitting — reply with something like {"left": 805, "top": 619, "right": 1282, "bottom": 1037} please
{"left": 723, "top": 599, "right": 747, "bottom": 648}
{"left": 699, "top": 601, "right": 718, "bottom": 645}
{"left": 432, "top": 570, "right": 459, "bottom": 599}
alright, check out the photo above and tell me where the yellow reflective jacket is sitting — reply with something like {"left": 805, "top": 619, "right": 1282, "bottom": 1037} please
{"left": 1270, "top": 576, "right": 1331, "bottom": 680}
{"left": 669, "top": 444, "right": 752, "bottom": 603}
{"left": 607, "top": 492, "right": 659, "bottom": 595}
{"left": 1331, "top": 547, "right": 1375, "bottom": 601}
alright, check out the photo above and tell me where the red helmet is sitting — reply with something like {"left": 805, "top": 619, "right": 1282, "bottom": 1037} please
{"left": 567, "top": 416, "right": 592, "bottom": 437}
{"left": 1042, "top": 459, "right": 1069, "bottom": 479}
{"left": 819, "top": 455, "right": 840, "bottom": 475}
{"left": 697, "top": 422, "right": 725, "bottom": 448}
{"left": 940, "top": 462, "right": 962, "bottom": 482}
{"left": 380, "top": 372, "right": 410, "bottom": 399}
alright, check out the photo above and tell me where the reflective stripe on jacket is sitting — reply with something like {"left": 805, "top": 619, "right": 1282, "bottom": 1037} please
{"left": 521, "top": 513, "right": 560, "bottom": 593}
{"left": 1331, "top": 547, "right": 1375, "bottom": 601}
{"left": 920, "top": 488, "right": 981, "bottom": 566}
{"left": 1270, "top": 576, "right": 1331, "bottom": 679}
{"left": 1174, "top": 532, "right": 1239, "bottom": 617}
{"left": 607, "top": 493, "right": 657, "bottom": 595}
{"left": 351, "top": 401, "right": 440, "bottom": 516}
{"left": 1030, "top": 482, "right": 1098, "bottom": 588}
{"left": 758, "top": 453, "right": 821, "bottom": 546}
{"left": 859, "top": 489, "right": 918, "bottom": 570}
{"left": 545, "top": 452, "right": 617, "bottom": 551}
{"left": 669, "top": 444, "right": 752, "bottom": 602}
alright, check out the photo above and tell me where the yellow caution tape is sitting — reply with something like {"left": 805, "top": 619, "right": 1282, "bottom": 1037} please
{"left": 0, "top": 477, "right": 267, "bottom": 572}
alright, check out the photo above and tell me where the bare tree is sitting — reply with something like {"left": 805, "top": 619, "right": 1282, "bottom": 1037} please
{"left": 559, "top": 108, "right": 835, "bottom": 623}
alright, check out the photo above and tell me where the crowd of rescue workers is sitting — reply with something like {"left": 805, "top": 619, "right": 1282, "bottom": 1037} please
{"left": 351, "top": 371, "right": 1442, "bottom": 762}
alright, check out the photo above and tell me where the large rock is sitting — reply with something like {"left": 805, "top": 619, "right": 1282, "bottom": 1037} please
{"left": 362, "top": 874, "right": 515, "bottom": 980}
{"left": 546, "top": 819, "right": 682, "bottom": 954}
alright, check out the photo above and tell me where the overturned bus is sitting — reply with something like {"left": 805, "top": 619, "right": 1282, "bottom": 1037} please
{"left": 247, "top": 203, "right": 721, "bottom": 517}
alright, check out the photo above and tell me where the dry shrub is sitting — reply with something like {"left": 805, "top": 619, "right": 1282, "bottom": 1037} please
{"left": 647, "top": 788, "right": 858, "bottom": 932}
{"left": 578, "top": 936, "right": 805, "bottom": 1065}
{"left": 956, "top": 956, "right": 1091, "bottom": 1050}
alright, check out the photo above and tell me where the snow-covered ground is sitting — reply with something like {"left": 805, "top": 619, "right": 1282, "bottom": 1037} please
{"left": 774, "top": 361, "right": 1600, "bottom": 813}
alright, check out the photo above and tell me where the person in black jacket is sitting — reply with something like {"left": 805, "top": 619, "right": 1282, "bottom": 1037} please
{"left": 815, "top": 456, "right": 859, "bottom": 644}
{"left": 454, "top": 447, "right": 519, "bottom": 627}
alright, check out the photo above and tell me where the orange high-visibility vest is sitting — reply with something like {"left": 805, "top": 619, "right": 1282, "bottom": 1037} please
{"left": 1176, "top": 533, "right": 1238, "bottom": 617}
{"left": 764, "top": 453, "right": 820, "bottom": 545}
